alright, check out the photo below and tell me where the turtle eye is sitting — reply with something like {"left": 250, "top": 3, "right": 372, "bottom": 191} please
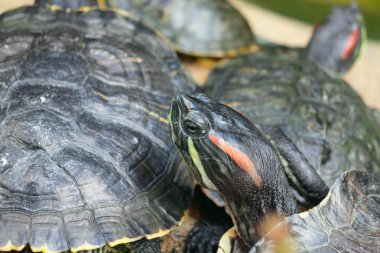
{"left": 181, "top": 110, "right": 210, "bottom": 137}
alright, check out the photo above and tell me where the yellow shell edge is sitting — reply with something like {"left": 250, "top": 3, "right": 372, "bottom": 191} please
{"left": 70, "top": 241, "right": 104, "bottom": 253}
{"left": 30, "top": 243, "right": 60, "bottom": 253}
{"left": 0, "top": 207, "right": 189, "bottom": 252}
{"left": 108, "top": 209, "right": 189, "bottom": 247}
{"left": 0, "top": 241, "right": 26, "bottom": 252}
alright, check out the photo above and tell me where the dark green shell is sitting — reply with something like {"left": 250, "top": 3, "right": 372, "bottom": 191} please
{"left": 372, "top": 108, "right": 380, "bottom": 126}
{"left": 0, "top": 5, "right": 194, "bottom": 252}
{"left": 98, "top": 0, "right": 255, "bottom": 57}
{"left": 205, "top": 49, "right": 380, "bottom": 186}
{"left": 251, "top": 170, "right": 380, "bottom": 252}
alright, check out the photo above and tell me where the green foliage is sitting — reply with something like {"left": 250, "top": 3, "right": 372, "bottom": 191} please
{"left": 246, "top": 0, "right": 380, "bottom": 40}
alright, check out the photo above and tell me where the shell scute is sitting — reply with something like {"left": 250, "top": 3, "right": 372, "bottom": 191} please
{"left": 2, "top": 109, "right": 77, "bottom": 153}
{"left": 30, "top": 215, "right": 68, "bottom": 253}
{"left": 351, "top": 197, "right": 380, "bottom": 237}
{"left": 0, "top": 35, "right": 33, "bottom": 62}
{"left": 4, "top": 79, "right": 87, "bottom": 118}
{"left": 19, "top": 51, "right": 88, "bottom": 83}
{"left": 123, "top": 198, "right": 170, "bottom": 236}
{"left": 253, "top": 171, "right": 380, "bottom": 252}
{"left": 0, "top": 151, "right": 84, "bottom": 211}
{"left": 94, "top": 206, "right": 140, "bottom": 243}
{"left": 0, "top": 5, "right": 195, "bottom": 251}
{"left": 64, "top": 210, "right": 106, "bottom": 251}
{"left": 0, "top": 212, "right": 30, "bottom": 250}
{"left": 0, "top": 142, "right": 26, "bottom": 175}
{"left": 51, "top": 146, "right": 136, "bottom": 206}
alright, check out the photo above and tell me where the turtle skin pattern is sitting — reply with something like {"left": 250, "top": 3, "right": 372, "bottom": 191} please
{"left": 97, "top": 0, "right": 255, "bottom": 57}
{"left": 0, "top": 6, "right": 194, "bottom": 253}
{"left": 205, "top": 50, "right": 380, "bottom": 187}
{"left": 251, "top": 170, "right": 380, "bottom": 252}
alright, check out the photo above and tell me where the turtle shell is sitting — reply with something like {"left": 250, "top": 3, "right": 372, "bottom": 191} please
{"left": 251, "top": 170, "right": 380, "bottom": 252}
{"left": 97, "top": 0, "right": 255, "bottom": 57}
{"left": 204, "top": 49, "right": 380, "bottom": 186}
{"left": 0, "top": 5, "right": 194, "bottom": 253}
{"left": 372, "top": 108, "right": 380, "bottom": 126}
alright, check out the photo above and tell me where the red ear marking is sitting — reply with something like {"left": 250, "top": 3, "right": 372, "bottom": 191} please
{"left": 209, "top": 133, "right": 262, "bottom": 187}
{"left": 342, "top": 27, "right": 359, "bottom": 60}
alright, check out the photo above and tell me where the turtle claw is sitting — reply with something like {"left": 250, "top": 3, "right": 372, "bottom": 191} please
{"left": 129, "top": 238, "right": 161, "bottom": 253}
{"left": 185, "top": 220, "right": 227, "bottom": 253}
{"left": 185, "top": 188, "right": 233, "bottom": 253}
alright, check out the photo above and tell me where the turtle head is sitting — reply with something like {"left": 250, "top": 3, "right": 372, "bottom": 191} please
{"left": 306, "top": 3, "right": 366, "bottom": 75}
{"left": 169, "top": 93, "right": 267, "bottom": 193}
{"left": 169, "top": 94, "right": 298, "bottom": 245}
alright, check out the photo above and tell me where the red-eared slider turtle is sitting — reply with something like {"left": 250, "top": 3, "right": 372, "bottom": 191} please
{"left": 41, "top": 0, "right": 255, "bottom": 58}
{"left": 176, "top": 4, "right": 374, "bottom": 252}
{"left": 169, "top": 94, "right": 380, "bottom": 252}
{"left": 203, "top": 3, "right": 380, "bottom": 189}
{"left": 0, "top": 2, "right": 195, "bottom": 253}
{"left": 177, "top": 5, "right": 374, "bottom": 252}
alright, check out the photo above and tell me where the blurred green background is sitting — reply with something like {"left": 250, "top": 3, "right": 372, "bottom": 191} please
{"left": 245, "top": 0, "right": 380, "bottom": 40}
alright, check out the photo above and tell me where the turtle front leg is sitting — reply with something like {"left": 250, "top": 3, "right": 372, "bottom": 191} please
{"left": 186, "top": 218, "right": 230, "bottom": 253}
{"left": 262, "top": 126, "right": 329, "bottom": 208}
{"left": 91, "top": 240, "right": 161, "bottom": 253}
{"left": 128, "top": 239, "right": 161, "bottom": 253}
{"left": 185, "top": 188, "right": 233, "bottom": 253}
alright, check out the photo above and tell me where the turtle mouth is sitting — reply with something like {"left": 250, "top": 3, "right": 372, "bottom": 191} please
{"left": 169, "top": 94, "right": 190, "bottom": 148}
{"left": 172, "top": 93, "right": 214, "bottom": 114}
{"left": 169, "top": 94, "right": 207, "bottom": 187}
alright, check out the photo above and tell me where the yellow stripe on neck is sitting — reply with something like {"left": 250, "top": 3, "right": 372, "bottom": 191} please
{"left": 187, "top": 138, "right": 218, "bottom": 191}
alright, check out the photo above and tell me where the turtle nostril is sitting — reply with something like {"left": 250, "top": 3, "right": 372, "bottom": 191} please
{"left": 176, "top": 93, "right": 196, "bottom": 110}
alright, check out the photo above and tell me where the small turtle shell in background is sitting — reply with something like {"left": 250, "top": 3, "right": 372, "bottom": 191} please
{"left": 97, "top": 0, "right": 255, "bottom": 57}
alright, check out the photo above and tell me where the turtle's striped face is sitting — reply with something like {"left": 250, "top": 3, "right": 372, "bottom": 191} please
{"left": 169, "top": 94, "right": 300, "bottom": 245}
{"left": 307, "top": 3, "right": 365, "bottom": 74}
{"left": 169, "top": 94, "right": 266, "bottom": 195}
{"left": 332, "top": 3, "right": 366, "bottom": 63}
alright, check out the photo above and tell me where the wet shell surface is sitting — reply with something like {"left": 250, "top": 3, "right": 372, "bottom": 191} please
{"left": 0, "top": 5, "right": 194, "bottom": 252}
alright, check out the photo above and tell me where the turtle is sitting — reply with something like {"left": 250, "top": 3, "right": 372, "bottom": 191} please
{"left": 38, "top": 0, "right": 255, "bottom": 58}
{"left": 178, "top": 4, "right": 375, "bottom": 252}
{"left": 175, "top": 3, "right": 370, "bottom": 251}
{"left": 0, "top": 1, "right": 195, "bottom": 253}
{"left": 203, "top": 3, "right": 380, "bottom": 188}
{"left": 169, "top": 93, "right": 380, "bottom": 252}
